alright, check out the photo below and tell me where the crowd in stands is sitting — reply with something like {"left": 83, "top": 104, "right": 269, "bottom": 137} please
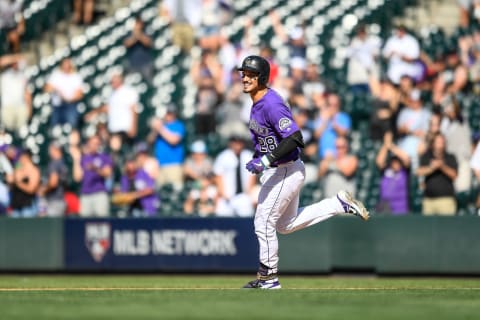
{"left": 1, "top": 0, "right": 480, "bottom": 218}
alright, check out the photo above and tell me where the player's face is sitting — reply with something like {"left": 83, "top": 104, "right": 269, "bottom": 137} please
{"left": 241, "top": 70, "right": 260, "bottom": 93}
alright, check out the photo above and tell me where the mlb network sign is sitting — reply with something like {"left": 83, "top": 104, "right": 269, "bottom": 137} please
{"left": 65, "top": 218, "right": 258, "bottom": 271}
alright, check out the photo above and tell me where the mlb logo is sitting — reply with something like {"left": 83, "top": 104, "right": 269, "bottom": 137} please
{"left": 85, "top": 222, "right": 111, "bottom": 262}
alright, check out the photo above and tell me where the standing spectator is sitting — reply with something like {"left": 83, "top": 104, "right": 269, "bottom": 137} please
{"left": 9, "top": 150, "right": 40, "bottom": 217}
{"left": 73, "top": 0, "right": 95, "bottom": 25}
{"left": 183, "top": 140, "right": 213, "bottom": 183}
{"left": 375, "top": 132, "right": 411, "bottom": 215}
{"left": 123, "top": 16, "right": 153, "bottom": 82}
{"left": 190, "top": 49, "right": 224, "bottom": 135}
{"left": 440, "top": 95, "right": 472, "bottom": 192}
{"left": 38, "top": 142, "right": 68, "bottom": 217}
{"left": 0, "top": 0, "right": 25, "bottom": 53}
{"left": 416, "top": 133, "right": 458, "bottom": 216}
{"left": 292, "top": 107, "right": 317, "bottom": 183}
{"left": 470, "top": 135, "right": 480, "bottom": 213}
{"left": 382, "top": 25, "right": 421, "bottom": 84}
{"left": 85, "top": 73, "right": 138, "bottom": 152}
{"left": 418, "top": 111, "right": 442, "bottom": 156}
{"left": 160, "top": 0, "right": 202, "bottom": 53}
{"left": 396, "top": 89, "right": 430, "bottom": 167}
{"left": 213, "top": 135, "right": 256, "bottom": 217}
{"left": 71, "top": 135, "right": 113, "bottom": 217}
{"left": 318, "top": 136, "right": 358, "bottom": 198}
{"left": 0, "top": 58, "right": 31, "bottom": 133}
{"left": 314, "top": 93, "right": 351, "bottom": 159}
{"left": 133, "top": 142, "right": 159, "bottom": 182}
{"left": 432, "top": 49, "right": 468, "bottom": 105}
{"left": 346, "top": 24, "right": 382, "bottom": 94}
{"left": 269, "top": 10, "right": 306, "bottom": 59}
{"left": 44, "top": 58, "right": 84, "bottom": 129}
{"left": 0, "top": 147, "right": 13, "bottom": 215}
{"left": 457, "top": 0, "right": 480, "bottom": 28}
{"left": 115, "top": 156, "right": 160, "bottom": 217}
{"left": 147, "top": 106, "right": 186, "bottom": 190}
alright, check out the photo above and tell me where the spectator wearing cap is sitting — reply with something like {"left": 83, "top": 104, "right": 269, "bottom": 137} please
{"left": 416, "top": 133, "right": 458, "bottom": 216}
{"left": 134, "top": 142, "right": 159, "bottom": 182}
{"left": 346, "top": 24, "right": 382, "bottom": 94}
{"left": 213, "top": 135, "right": 257, "bottom": 217}
{"left": 44, "top": 58, "right": 85, "bottom": 129}
{"left": 313, "top": 93, "right": 351, "bottom": 160}
{"left": 269, "top": 10, "right": 306, "bottom": 59}
{"left": 85, "top": 73, "right": 139, "bottom": 152}
{"left": 375, "top": 132, "right": 410, "bottom": 215}
{"left": 147, "top": 106, "right": 186, "bottom": 190}
{"left": 440, "top": 95, "right": 472, "bottom": 192}
{"left": 0, "top": 57, "right": 32, "bottom": 134}
{"left": 382, "top": 25, "right": 421, "bottom": 84}
{"left": 38, "top": 141, "right": 68, "bottom": 217}
{"left": 117, "top": 155, "right": 160, "bottom": 217}
{"left": 183, "top": 140, "right": 213, "bottom": 183}
{"left": 183, "top": 171, "right": 218, "bottom": 217}
{"left": 123, "top": 16, "right": 153, "bottom": 82}
{"left": 432, "top": 49, "right": 468, "bottom": 105}
{"left": 396, "top": 89, "right": 430, "bottom": 168}
{"left": 71, "top": 135, "right": 113, "bottom": 217}
{"left": 9, "top": 150, "right": 40, "bottom": 218}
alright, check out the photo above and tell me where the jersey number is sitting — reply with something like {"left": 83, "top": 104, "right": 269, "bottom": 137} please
{"left": 258, "top": 136, "right": 277, "bottom": 153}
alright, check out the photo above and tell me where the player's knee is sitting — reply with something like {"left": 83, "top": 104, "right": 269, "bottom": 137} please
{"left": 276, "top": 225, "right": 293, "bottom": 235}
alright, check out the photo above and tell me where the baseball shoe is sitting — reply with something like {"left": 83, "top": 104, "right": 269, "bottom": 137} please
{"left": 336, "top": 190, "right": 370, "bottom": 221}
{"left": 243, "top": 276, "right": 281, "bottom": 289}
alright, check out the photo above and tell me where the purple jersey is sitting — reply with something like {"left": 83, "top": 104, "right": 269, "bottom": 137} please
{"left": 120, "top": 169, "right": 160, "bottom": 216}
{"left": 248, "top": 89, "right": 300, "bottom": 165}
{"left": 80, "top": 153, "right": 113, "bottom": 194}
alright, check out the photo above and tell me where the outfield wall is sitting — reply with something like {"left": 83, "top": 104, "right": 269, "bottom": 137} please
{"left": 1, "top": 216, "right": 480, "bottom": 274}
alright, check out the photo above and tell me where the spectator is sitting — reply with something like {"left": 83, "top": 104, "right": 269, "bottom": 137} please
{"left": 382, "top": 25, "right": 421, "bottom": 84}
{"left": 299, "top": 62, "right": 326, "bottom": 110}
{"left": 85, "top": 73, "right": 138, "bottom": 152}
{"left": 0, "top": 147, "right": 13, "bottom": 215}
{"left": 9, "top": 150, "right": 40, "bottom": 217}
{"left": 439, "top": 95, "right": 472, "bottom": 192}
{"left": 418, "top": 111, "right": 442, "bottom": 156}
{"left": 133, "top": 142, "right": 159, "bottom": 182}
{"left": 269, "top": 10, "right": 306, "bottom": 59}
{"left": 190, "top": 49, "right": 224, "bottom": 135}
{"left": 375, "top": 132, "right": 410, "bottom": 215}
{"left": 396, "top": 89, "right": 430, "bottom": 167}
{"left": 432, "top": 49, "right": 468, "bottom": 105}
{"left": 346, "top": 24, "right": 382, "bottom": 94}
{"left": 368, "top": 74, "right": 401, "bottom": 141}
{"left": 213, "top": 135, "right": 256, "bottom": 217}
{"left": 318, "top": 136, "right": 358, "bottom": 198}
{"left": 71, "top": 135, "right": 113, "bottom": 217}
{"left": 416, "top": 133, "right": 458, "bottom": 216}
{"left": 115, "top": 155, "right": 160, "bottom": 217}
{"left": 314, "top": 93, "right": 351, "bottom": 159}
{"left": 147, "top": 106, "right": 186, "bottom": 190}
{"left": 123, "top": 16, "right": 153, "bottom": 82}
{"left": 38, "top": 141, "right": 68, "bottom": 217}
{"left": 73, "top": 0, "right": 95, "bottom": 25}
{"left": 470, "top": 135, "right": 480, "bottom": 213}
{"left": 44, "top": 58, "right": 84, "bottom": 129}
{"left": 0, "top": 57, "right": 31, "bottom": 134}
{"left": 457, "top": 0, "right": 480, "bottom": 28}
{"left": 197, "top": 0, "right": 222, "bottom": 51}
{"left": 292, "top": 107, "right": 317, "bottom": 183}
{"left": 183, "top": 140, "right": 213, "bottom": 182}
{"left": 183, "top": 172, "right": 218, "bottom": 217}
{"left": 0, "top": 0, "right": 25, "bottom": 53}
{"left": 160, "top": 0, "right": 202, "bottom": 53}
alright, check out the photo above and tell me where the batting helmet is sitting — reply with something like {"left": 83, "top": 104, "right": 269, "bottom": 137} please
{"left": 238, "top": 55, "right": 270, "bottom": 86}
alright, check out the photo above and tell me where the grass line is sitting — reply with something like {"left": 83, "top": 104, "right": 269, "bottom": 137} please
{"left": 1, "top": 287, "right": 480, "bottom": 292}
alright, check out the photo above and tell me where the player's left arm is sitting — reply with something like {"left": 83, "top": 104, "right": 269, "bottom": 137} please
{"left": 260, "top": 130, "right": 305, "bottom": 167}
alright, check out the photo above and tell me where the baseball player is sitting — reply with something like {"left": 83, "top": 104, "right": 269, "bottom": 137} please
{"left": 238, "top": 55, "right": 369, "bottom": 289}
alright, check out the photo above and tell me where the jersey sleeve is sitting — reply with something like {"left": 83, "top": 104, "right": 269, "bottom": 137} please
{"left": 267, "top": 102, "right": 299, "bottom": 138}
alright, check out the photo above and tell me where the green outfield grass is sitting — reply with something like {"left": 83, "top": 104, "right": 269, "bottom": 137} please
{"left": 0, "top": 275, "right": 479, "bottom": 320}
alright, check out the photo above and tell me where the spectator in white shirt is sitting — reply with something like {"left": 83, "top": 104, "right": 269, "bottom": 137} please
{"left": 470, "top": 135, "right": 480, "bottom": 212}
{"left": 346, "top": 24, "right": 381, "bottom": 94}
{"left": 382, "top": 25, "right": 422, "bottom": 84}
{"left": 0, "top": 58, "right": 31, "bottom": 133}
{"left": 44, "top": 58, "right": 84, "bottom": 129}
{"left": 85, "top": 73, "right": 138, "bottom": 152}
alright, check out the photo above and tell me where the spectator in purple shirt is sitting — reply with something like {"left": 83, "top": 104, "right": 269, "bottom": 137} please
{"left": 71, "top": 135, "right": 113, "bottom": 217}
{"left": 375, "top": 132, "right": 411, "bottom": 215}
{"left": 118, "top": 155, "right": 160, "bottom": 217}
